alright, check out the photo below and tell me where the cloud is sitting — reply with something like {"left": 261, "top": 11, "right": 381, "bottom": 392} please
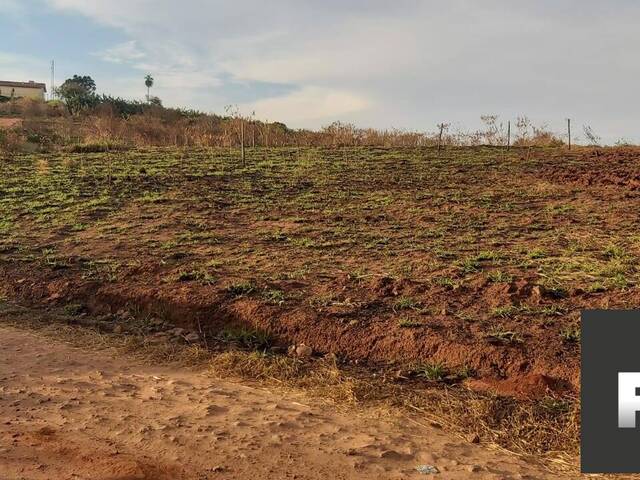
{"left": 98, "top": 41, "right": 145, "bottom": 64}
{"left": 241, "top": 86, "right": 371, "bottom": 126}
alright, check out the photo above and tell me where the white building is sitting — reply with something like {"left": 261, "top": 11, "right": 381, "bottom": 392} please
{"left": 0, "top": 81, "right": 47, "bottom": 101}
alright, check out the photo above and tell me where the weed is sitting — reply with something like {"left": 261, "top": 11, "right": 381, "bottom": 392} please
{"left": 217, "top": 327, "right": 272, "bottom": 350}
{"left": 227, "top": 281, "right": 256, "bottom": 297}
{"left": 177, "top": 270, "right": 215, "bottom": 285}
{"left": 459, "top": 257, "right": 481, "bottom": 274}
{"left": 455, "top": 364, "right": 476, "bottom": 380}
{"left": 491, "top": 305, "right": 519, "bottom": 319}
{"left": 603, "top": 244, "right": 626, "bottom": 260}
{"left": 487, "top": 270, "right": 513, "bottom": 283}
{"left": 587, "top": 282, "right": 606, "bottom": 293}
{"left": 415, "top": 362, "right": 448, "bottom": 381}
{"left": 485, "top": 328, "right": 523, "bottom": 344}
{"left": 398, "top": 317, "right": 423, "bottom": 328}
{"left": 267, "top": 230, "right": 288, "bottom": 242}
{"left": 527, "top": 249, "right": 547, "bottom": 259}
{"left": 393, "top": 296, "right": 422, "bottom": 312}
{"left": 433, "top": 276, "right": 458, "bottom": 289}
{"left": 560, "top": 326, "right": 580, "bottom": 343}
{"left": 63, "top": 303, "right": 85, "bottom": 316}
{"left": 262, "top": 289, "right": 286, "bottom": 305}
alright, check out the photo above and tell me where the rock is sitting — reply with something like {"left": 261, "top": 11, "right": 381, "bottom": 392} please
{"left": 295, "top": 344, "right": 313, "bottom": 358}
{"left": 113, "top": 324, "right": 123, "bottom": 334}
{"left": 415, "top": 464, "right": 439, "bottom": 474}
{"left": 379, "top": 449, "right": 403, "bottom": 460}
{"left": 466, "top": 465, "right": 483, "bottom": 473}
{"left": 184, "top": 332, "right": 200, "bottom": 342}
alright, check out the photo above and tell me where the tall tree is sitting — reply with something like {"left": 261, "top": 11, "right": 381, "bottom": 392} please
{"left": 57, "top": 75, "right": 97, "bottom": 115}
{"left": 144, "top": 75, "right": 154, "bottom": 103}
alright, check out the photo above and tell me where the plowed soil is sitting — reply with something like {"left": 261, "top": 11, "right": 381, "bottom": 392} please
{"left": 1, "top": 146, "right": 638, "bottom": 401}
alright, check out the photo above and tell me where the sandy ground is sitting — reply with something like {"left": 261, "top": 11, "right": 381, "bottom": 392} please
{"left": 0, "top": 325, "right": 576, "bottom": 480}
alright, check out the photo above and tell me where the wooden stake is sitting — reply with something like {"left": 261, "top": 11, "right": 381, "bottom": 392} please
{"left": 567, "top": 118, "right": 571, "bottom": 150}
{"left": 240, "top": 119, "right": 245, "bottom": 166}
{"left": 437, "top": 123, "right": 445, "bottom": 152}
{"left": 251, "top": 123, "right": 256, "bottom": 148}
{"left": 507, "top": 120, "right": 511, "bottom": 150}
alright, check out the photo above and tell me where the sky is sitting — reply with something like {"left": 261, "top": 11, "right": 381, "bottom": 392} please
{"left": 1, "top": 0, "right": 639, "bottom": 143}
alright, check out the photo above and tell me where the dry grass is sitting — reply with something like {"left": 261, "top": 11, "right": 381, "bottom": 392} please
{"left": 1, "top": 97, "right": 567, "bottom": 150}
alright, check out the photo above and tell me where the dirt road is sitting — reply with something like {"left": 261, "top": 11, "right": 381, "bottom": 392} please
{"left": 0, "top": 325, "right": 575, "bottom": 480}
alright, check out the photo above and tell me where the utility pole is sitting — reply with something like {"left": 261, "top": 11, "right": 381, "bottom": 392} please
{"left": 50, "top": 60, "right": 55, "bottom": 100}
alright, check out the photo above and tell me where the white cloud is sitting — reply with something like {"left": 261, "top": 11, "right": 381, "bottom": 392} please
{"left": 98, "top": 41, "right": 145, "bottom": 64}
{"left": 242, "top": 86, "right": 371, "bottom": 126}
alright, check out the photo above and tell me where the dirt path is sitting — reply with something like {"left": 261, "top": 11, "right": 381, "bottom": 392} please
{"left": 0, "top": 325, "right": 576, "bottom": 480}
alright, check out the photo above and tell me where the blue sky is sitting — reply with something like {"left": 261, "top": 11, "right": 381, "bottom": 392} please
{"left": 2, "top": 0, "right": 639, "bottom": 143}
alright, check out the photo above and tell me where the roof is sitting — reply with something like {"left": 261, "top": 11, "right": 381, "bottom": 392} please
{"left": 0, "top": 81, "right": 47, "bottom": 92}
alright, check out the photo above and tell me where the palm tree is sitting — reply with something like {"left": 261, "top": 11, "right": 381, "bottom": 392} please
{"left": 144, "top": 74, "right": 154, "bottom": 103}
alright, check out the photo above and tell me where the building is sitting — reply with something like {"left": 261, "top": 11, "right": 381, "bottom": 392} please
{"left": 0, "top": 81, "right": 47, "bottom": 101}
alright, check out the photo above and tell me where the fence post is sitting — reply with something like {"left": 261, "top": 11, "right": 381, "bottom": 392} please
{"left": 240, "top": 118, "right": 246, "bottom": 166}
{"left": 437, "top": 123, "right": 445, "bottom": 152}
{"left": 507, "top": 120, "right": 511, "bottom": 150}
{"left": 567, "top": 118, "right": 571, "bottom": 150}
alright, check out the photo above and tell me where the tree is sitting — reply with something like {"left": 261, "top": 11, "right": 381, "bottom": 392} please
{"left": 57, "top": 75, "right": 97, "bottom": 114}
{"left": 148, "top": 96, "right": 162, "bottom": 107}
{"left": 145, "top": 74, "right": 154, "bottom": 103}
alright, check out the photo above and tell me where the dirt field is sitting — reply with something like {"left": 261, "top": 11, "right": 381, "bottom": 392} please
{"left": 0, "top": 315, "right": 579, "bottom": 480}
{"left": 1, "top": 145, "right": 637, "bottom": 457}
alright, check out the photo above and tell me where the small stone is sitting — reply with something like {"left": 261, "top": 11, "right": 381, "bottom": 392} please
{"left": 415, "top": 464, "right": 439, "bottom": 475}
{"left": 113, "top": 324, "right": 123, "bottom": 334}
{"left": 466, "top": 465, "right": 483, "bottom": 473}
{"left": 295, "top": 344, "right": 313, "bottom": 357}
